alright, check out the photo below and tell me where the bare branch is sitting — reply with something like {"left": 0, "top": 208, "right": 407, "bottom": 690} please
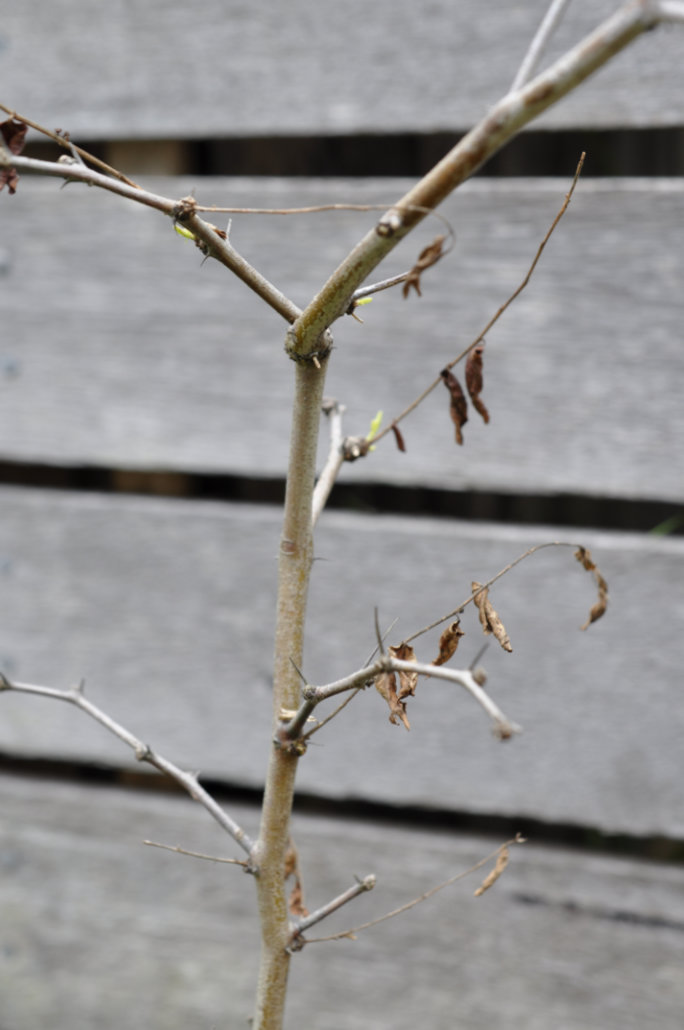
{"left": 0, "top": 150, "right": 301, "bottom": 325}
{"left": 288, "top": 875, "right": 376, "bottom": 951}
{"left": 298, "top": 836, "right": 524, "bottom": 947}
{"left": 509, "top": 0, "right": 573, "bottom": 92}
{"left": 143, "top": 840, "right": 249, "bottom": 867}
{"left": 0, "top": 674, "right": 255, "bottom": 858}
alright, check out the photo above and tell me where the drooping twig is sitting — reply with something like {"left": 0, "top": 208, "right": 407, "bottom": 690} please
{"left": 373, "top": 153, "right": 585, "bottom": 446}
{"left": 509, "top": 0, "right": 573, "bottom": 93}
{"left": 297, "top": 836, "right": 525, "bottom": 947}
{"left": 0, "top": 674, "right": 255, "bottom": 858}
{"left": 404, "top": 539, "right": 600, "bottom": 645}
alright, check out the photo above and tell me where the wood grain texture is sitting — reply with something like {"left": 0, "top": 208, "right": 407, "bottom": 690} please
{"left": 2, "top": 0, "right": 683, "bottom": 136}
{"left": 2, "top": 177, "right": 684, "bottom": 502}
{"left": 2, "top": 486, "right": 683, "bottom": 837}
{"left": 1, "top": 774, "right": 683, "bottom": 1030}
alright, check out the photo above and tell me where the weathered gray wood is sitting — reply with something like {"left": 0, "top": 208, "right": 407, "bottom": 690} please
{"left": 3, "top": 1, "right": 683, "bottom": 136}
{"left": 2, "top": 177, "right": 684, "bottom": 502}
{"left": 2, "top": 486, "right": 683, "bottom": 837}
{"left": 1, "top": 774, "right": 683, "bottom": 1030}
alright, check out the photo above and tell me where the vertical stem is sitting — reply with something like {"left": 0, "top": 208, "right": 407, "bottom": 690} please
{"left": 252, "top": 355, "right": 329, "bottom": 1030}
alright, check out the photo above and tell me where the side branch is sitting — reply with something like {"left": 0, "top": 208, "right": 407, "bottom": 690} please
{"left": 286, "top": 1, "right": 660, "bottom": 355}
{"left": 0, "top": 674, "right": 255, "bottom": 858}
{"left": 0, "top": 150, "right": 300, "bottom": 324}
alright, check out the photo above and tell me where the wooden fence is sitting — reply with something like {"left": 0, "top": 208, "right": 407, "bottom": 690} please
{"left": 1, "top": 3, "right": 684, "bottom": 1028}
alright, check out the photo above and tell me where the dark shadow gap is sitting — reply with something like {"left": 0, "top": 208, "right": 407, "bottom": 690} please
{"left": 1, "top": 755, "right": 682, "bottom": 865}
{"left": 23, "top": 127, "right": 684, "bottom": 178}
{"left": 0, "top": 460, "right": 682, "bottom": 536}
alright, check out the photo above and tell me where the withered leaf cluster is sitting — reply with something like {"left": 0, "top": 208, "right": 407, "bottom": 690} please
{"left": 402, "top": 235, "right": 446, "bottom": 298}
{"left": 0, "top": 118, "right": 28, "bottom": 195}
{"left": 574, "top": 547, "right": 609, "bottom": 629}
{"left": 472, "top": 582, "right": 513, "bottom": 652}
{"left": 440, "top": 341, "right": 489, "bottom": 445}
{"left": 374, "top": 643, "right": 417, "bottom": 730}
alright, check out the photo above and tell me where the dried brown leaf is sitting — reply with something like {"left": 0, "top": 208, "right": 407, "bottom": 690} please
{"left": 441, "top": 368, "right": 468, "bottom": 445}
{"left": 575, "top": 547, "right": 609, "bottom": 629}
{"left": 0, "top": 118, "right": 28, "bottom": 195}
{"left": 465, "top": 341, "right": 490, "bottom": 424}
{"left": 391, "top": 422, "right": 407, "bottom": 452}
{"left": 288, "top": 880, "right": 309, "bottom": 918}
{"left": 474, "top": 846, "right": 509, "bottom": 897}
{"left": 374, "top": 670, "right": 411, "bottom": 730}
{"left": 402, "top": 234, "right": 446, "bottom": 298}
{"left": 433, "top": 620, "right": 465, "bottom": 666}
{"left": 389, "top": 643, "right": 418, "bottom": 699}
{"left": 472, "top": 582, "right": 513, "bottom": 652}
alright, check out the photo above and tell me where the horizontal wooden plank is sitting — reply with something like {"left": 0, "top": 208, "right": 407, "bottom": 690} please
{"left": 3, "top": 1, "right": 684, "bottom": 136}
{"left": 1, "top": 486, "right": 683, "bottom": 837}
{"left": 1, "top": 774, "right": 683, "bottom": 1030}
{"left": 2, "top": 177, "right": 684, "bottom": 502}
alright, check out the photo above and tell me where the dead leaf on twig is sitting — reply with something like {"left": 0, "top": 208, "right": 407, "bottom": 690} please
{"left": 441, "top": 368, "right": 468, "bottom": 444}
{"left": 465, "top": 341, "right": 490, "bottom": 424}
{"left": 472, "top": 582, "right": 512, "bottom": 652}
{"left": 474, "top": 846, "right": 509, "bottom": 897}
{"left": 391, "top": 422, "right": 407, "bottom": 452}
{"left": 374, "top": 670, "right": 411, "bottom": 730}
{"left": 402, "top": 235, "right": 446, "bottom": 298}
{"left": 0, "top": 118, "right": 28, "bottom": 194}
{"left": 389, "top": 643, "right": 418, "bottom": 699}
{"left": 574, "top": 547, "right": 609, "bottom": 629}
{"left": 432, "top": 620, "right": 465, "bottom": 666}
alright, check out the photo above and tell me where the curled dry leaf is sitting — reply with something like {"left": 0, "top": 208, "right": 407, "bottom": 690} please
{"left": 441, "top": 368, "right": 468, "bottom": 445}
{"left": 474, "top": 846, "right": 509, "bottom": 897}
{"left": 0, "top": 118, "right": 28, "bottom": 195}
{"left": 374, "top": 670, "right": 411, "bottom": 730}
{"left": 575, "top": 547, "right": 609, "bottom": 629}
{"left": 402, "top": 234, "right": 446, "bottom": 298}
{"left": 472, "top": 582, "right": 513, "bottom": 652}
{"left": 389, "top": 643, "right": 418, "bottom": 699}
{"left": 288, "top": 880, "right": 309, "bottom": 918}
{"left": 465, "top": 341, "right": 490, "bottom": 424}
{"left": 391, "top": 422, "right": 407, "bottom": 452}
{"left": 433, "top": 620, "right": 465, "bottom": 666}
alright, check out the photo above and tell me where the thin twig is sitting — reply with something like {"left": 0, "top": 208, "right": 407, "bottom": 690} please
{"left": 143, "top": 840, "right": 249, "bottom": 866}
{"left": 0, "top": 674, "right": 255, "bottom": 857}
{"left": 298, "top": 836, "right": 524, "bottom": 947}
{"left": 404, "top": 541, "right": 579, "bottom": 645}
{"left": 509, "top": 0, "right": 573, "bottom": 93}
{"left": 374, "top": 153, "right": 585, "bottom": 445}
{"left": 0, "top": 103, "right": 141, "bottom": 187}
